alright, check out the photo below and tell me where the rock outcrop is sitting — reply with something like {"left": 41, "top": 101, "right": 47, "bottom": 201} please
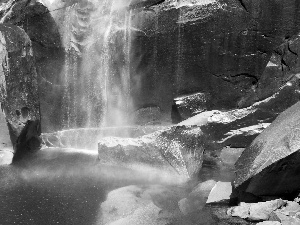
{"left": 0, "top": 0, "right": 65, "bottom": 132}
{"left": 129, "top": 0, "right": 300, "bottom": 120}
{"left": 234, "top": 101, "right": 300, "bottom": 197}
{"left": 179, "top": 75, "right": 300, "bottom": 150}
{"left": 0, "top": 23, "right": 41, "bottom": 159}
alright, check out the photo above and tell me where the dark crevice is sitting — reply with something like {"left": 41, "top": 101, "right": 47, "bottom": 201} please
{"left": 237, "top": 0, "right": 249, "bottom": 13}
{"left": 129, "top": 0, "right": 166, "bottom": 10}
{"left": 281, "top": 58, "right": 290, "bottom": 71}
{"left": 287, "top": 43, "right": 298, "bottom": 57}
{"left": 210, "top": 72, "right": 259, "bottom": 85}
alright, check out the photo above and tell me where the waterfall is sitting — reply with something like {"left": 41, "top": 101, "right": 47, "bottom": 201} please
{"left": 58, "top": 0, "right": 133, "bottom": 129}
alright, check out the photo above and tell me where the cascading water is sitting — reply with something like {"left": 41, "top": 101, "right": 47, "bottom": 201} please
{"left": 57, "top": 0, "right": 133, "bottom": 129}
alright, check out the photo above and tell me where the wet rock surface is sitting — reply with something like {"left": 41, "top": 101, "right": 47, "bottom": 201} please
{"left": 131, "top": 0, "right": 300, "bottom": 118}
{"left": 172, "top": 92, "right": 211, "bottom": 123}
{"left": 0, "top": 23, "right": 41, "bottom": 157}
{"left": 131, "top": 106, "right": 164, "bottom": 125}
{"left": 98, "top": 126, "right": 205, "bottom": 178}
{"left": 41, "top": 125, "right": 166, "bottom": 149}
{"left": 179, "top": 76, "right": 300, "bottom": 150}
{"left": 0, "top": 0, "right": 65, "bottom": 132}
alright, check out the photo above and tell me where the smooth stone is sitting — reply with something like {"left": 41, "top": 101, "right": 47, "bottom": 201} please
{"left": 206, "top": 182, "right": 232, "bottom": 204}
{"left": 98, "top": 185, "right": 151, "bottom": 224}
{"left": 0, "top": 150, "right": 13, "bottom": 165}
{"left": 220, "top": 147, "right": 244, "bottom": 167}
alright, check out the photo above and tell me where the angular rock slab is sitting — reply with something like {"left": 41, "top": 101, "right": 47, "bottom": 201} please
{"left": 206, "top": 181, "right": 232, "bottom": 204}
{"left": 234, "top": 101, "right": 300, "bottom": 195}
{"left": 98, "top": 126, "right": 204, "bottom": 178}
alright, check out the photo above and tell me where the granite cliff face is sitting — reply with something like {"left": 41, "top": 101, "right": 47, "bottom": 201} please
{"left": 130, "top": 0, "right": 300, "bottom": 118}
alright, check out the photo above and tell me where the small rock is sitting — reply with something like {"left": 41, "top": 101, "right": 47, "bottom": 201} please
{"left": 206, "top": 181, "right": 232, "bottom": 204}
{"left": 0, "top": 150, "right": 13, "bottom": 165}
{"left": 256, "top": 222, "right": 281, "bottom": 225}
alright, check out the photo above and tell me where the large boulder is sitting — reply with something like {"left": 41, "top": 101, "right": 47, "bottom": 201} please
{"left": 234, "top": 101, "right": 300, "bottom": 197}
{"left": 98, "top": 126, "right": 205, "bottom": 178}
{"left": 0, "top": 23, "right": 41, "bottom": 158}
{"left": 0, "top": 0, "right": 65, "bottom": 132}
